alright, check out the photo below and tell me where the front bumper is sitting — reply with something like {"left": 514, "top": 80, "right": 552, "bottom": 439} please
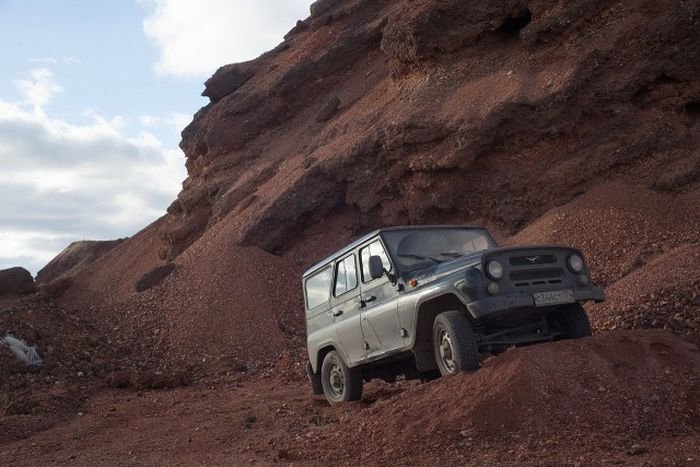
{"left": 467, "top": 286, "right": 604, "bottom": 319}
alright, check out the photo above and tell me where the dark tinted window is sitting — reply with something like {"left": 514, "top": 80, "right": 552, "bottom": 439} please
{"left": 360, "top": 240, "right": 392, "bottom": 283}
{"left": 305, "top": 266, "right": 332, "bottom": 310}
{"left": 382, "top": 228, "right": 497, "bottom": 273}
{"left": 334, "top": 255, "right": 358, "bottom": 297}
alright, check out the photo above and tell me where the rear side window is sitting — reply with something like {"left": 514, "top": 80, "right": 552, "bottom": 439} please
{"left": 334, "top": 255, "right": 358, "bottom": 297}
{"left": 305, "top": 266, "right": 332, "bottom": 310}
{"left": 360, "top": 240, "right": 392, "bottom": 283}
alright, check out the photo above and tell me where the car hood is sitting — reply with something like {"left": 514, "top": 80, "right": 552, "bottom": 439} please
{"left": 406, "top": 251, "right": 484, "bottom": 285}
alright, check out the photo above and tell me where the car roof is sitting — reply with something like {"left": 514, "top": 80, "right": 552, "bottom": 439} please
{"left": 301, "top": 225, "right": 489, "bottom": 278}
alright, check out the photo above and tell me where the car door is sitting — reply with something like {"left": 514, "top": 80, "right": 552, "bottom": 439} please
{"left": 331, "top": 253, "right": 366, "bottom": 365}
{"left": 359, "top": 239, "right": 405, "bottom": 357}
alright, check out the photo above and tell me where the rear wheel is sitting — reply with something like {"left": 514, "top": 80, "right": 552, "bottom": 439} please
{"left": 552, "top": 304, "right": 592, "bottom": 339}
{"left": 306, "top": 362, "right": 323, "bottom": 395}
{"left": 320, "top": 351, "right": 363, "bottom": 405}
{"left": 432, "top": 310, "right": 480, "bottom": 376}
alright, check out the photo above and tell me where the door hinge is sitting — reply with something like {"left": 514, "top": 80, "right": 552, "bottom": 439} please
{"left": 400, "top": 328, "right": 408, "bottom": 337}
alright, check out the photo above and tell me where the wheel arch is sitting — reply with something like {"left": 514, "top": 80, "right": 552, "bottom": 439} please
{"left": 412, "top": 293, "right": 469, "bottom": 372}
{"left": 313, "top": 344, "right": 337, "bottom": 374}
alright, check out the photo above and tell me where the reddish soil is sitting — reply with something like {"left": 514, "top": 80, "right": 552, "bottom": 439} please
{"left": 1, "top": 331, "right": 698, "bottom": 466}
{"left": 2, "top": 0, "right": 700, "bottom": 465}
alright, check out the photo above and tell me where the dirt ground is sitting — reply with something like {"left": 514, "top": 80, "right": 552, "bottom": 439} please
{"left": 2, "top": 330, "right": 698, "bottom": 466}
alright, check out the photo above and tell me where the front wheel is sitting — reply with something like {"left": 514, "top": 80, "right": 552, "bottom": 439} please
{"left": 554, "top": 304, "right": 592, "bottom": 339}
{"left": 320, "top": 351, "right": 363, "bottom": 405}
{"left": 432, "top": 310, "right": 480, "bottom": 376}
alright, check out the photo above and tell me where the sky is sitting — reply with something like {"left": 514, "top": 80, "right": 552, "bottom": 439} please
{"left": 0, "top": 0, "right": 313, "bottom": 274}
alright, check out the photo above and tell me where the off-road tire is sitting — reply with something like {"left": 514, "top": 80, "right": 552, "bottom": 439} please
{"left": 320, "top": 351, "right": 362, "bottom": 405}
{"left": 558, "top": 304, "right": 592, "bottom": 339}
{"left": 432, "top": 310, "right": 480, "bottom": 376}
{"left": 306, "top": 362, "right": 323, "bottom": 395}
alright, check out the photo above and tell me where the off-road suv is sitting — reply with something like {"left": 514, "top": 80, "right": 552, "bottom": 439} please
{"left": 303, "top": 226, "right": 604, "bottom": 404}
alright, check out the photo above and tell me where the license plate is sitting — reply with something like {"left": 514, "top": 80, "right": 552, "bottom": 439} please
{"left": 533, "top": 289, "right": 575, "bottom": 307}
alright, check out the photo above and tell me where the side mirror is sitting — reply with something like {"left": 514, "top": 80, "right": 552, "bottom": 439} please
{"left": 369, "top": 255, "right": 385, "bottom": 280}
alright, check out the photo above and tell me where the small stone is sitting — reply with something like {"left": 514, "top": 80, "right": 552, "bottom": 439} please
{"left": 627, "top": 444, "right": 647, "bottom": 455}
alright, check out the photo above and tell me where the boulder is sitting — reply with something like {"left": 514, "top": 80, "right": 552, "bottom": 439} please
{"left": 0, "top": 267, "right": 36, "bottom": 296}
{"left": 135, "top": 263, "right": 176, "bottom": 292}
{"left": 309, "top": 0, "right": 342, "bottom": 17}
{"left": 202, "top": 62, "right": 256, "bottom": 103}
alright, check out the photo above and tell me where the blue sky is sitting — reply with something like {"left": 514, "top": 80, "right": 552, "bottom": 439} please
{"left": 0, "top": 0, "right": 312, "bottom": 274}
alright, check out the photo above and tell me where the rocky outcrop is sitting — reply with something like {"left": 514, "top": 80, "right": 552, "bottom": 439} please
{"left": 0, "top": 267, "right": 36, "bottom": 296}
{"left": 201, "top": 61, "right": 256, "bottom": 103}
{"left": 158, "top": 0, "right": 700, "bottom": 261}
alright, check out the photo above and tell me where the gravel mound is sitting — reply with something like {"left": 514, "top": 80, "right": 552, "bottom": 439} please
{"left": 590, "top": 244, "right": 700, "bottom": 334}
{"left": 283, "top": 330, "right": 700, "bottom": 465}
{"left": 36, "top": 239, "right": 125, "bottom": 284}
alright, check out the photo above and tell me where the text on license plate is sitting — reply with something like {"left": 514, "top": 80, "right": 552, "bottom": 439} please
{"left": 533, "top": 289, "right": 575, "bottom": 307}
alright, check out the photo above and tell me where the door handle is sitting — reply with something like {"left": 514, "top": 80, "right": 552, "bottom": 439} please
{"left": 359, "top": 295, "right": 376, "bottom": 308}
{"left": 332, "top": 309, "right": 343, "bottom": 317}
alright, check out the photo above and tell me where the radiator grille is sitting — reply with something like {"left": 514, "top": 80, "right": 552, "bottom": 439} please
{"left": 509, "top": 254, "right": 557, "bottom": 266}
{"left": 509, "top": 268, "right": 564, "bottom": 287}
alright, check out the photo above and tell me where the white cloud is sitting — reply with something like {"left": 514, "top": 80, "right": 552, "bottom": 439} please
{"left": 139, "top": 112, "right": 191, "bottom": 134}
{"left": 12, "top": 68, "right": 64, "bottom": 108}
{"left": 29, "top": 57, "right": 81, "bottom": 66}
{"left": 140, "top": 0, "right": 313, "bottom": 77}
{"left": 63, "top": 56, "right": 81, "bottom": 66}
{"left": 0, "top": 72, "right": 186, "bottom": 275}
{"left": 29, "top": 57, "right": 58, "bottom": 65}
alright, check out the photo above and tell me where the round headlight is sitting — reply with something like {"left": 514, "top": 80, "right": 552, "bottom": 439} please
{"left": 486, "top": 260, "right": 504, "bottom": 280}
{"left": 577, "top": 274, "right": 589, "bottom": 286}
{"left": 568, "top": 254, "right": 584, "bottom": 273}
{"left": 487, "top": 282, "right": 500, "bottom": 295}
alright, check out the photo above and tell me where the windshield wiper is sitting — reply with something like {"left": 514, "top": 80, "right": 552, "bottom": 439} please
{"left": 398, "top": 253, "right": 441, "bottom": 263}
{"left": 440, "top": 252, "right": 465, "bottom": 258}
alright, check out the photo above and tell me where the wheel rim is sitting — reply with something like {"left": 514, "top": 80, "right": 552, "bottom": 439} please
{"left": 438, "top": 330, "right": 456, "bottom": 373}
{"left": 328, "top": 364, "right": 345, "bottom": 398}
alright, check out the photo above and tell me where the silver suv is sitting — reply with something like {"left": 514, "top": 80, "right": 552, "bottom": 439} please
{"left": 303, "top": 226, "right": 604, "bottom": 404}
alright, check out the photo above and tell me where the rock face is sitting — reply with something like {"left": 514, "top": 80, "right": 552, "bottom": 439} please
{"left": 0, "top": 267, "right": 36, "bottom": 296}
{"left": 161, "top": 0, "right": 700, "bottom": 262}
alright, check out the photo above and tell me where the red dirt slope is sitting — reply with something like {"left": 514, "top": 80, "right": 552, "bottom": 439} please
{"left": 1, "top": 331, "right": 697, "bottom": 466}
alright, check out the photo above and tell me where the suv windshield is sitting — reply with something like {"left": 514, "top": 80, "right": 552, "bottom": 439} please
{"left": 381, "top": 228, "right": 497, "bottom": 273}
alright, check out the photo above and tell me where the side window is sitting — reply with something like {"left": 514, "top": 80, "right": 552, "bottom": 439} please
{"left": 334, "top": 255, "right": 358, "bottom": 297}
{"left": 360, "top": 240, "right": 392, "bottom": 283}
{"left": 305, "top": 266, "right": 332, "bottom": 310}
